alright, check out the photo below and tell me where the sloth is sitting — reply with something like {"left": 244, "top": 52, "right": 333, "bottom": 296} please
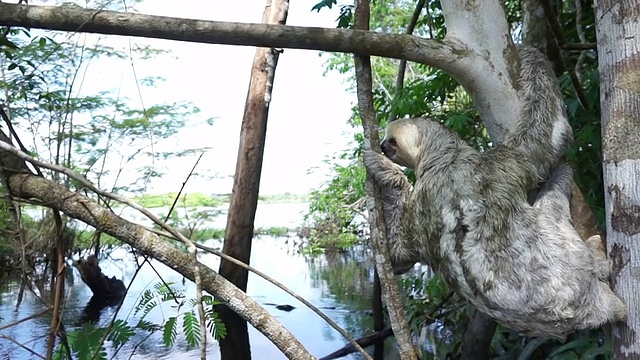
{"left": 363, "top": 46, "right": 626, "bottom": 339}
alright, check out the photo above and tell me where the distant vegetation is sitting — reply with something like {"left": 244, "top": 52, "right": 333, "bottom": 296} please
{"left": 131, "top": 192, "right": 310, "bottom": 209}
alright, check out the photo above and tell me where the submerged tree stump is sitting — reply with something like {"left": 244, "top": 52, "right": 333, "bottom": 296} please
{"left": 73, "top": 255, "right": 126, "bottom": 300}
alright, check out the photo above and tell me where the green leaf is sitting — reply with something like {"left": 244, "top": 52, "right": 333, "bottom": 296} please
{"left": 68, "top": 322, "right": 107, "bottom": 360}
{"left": 205, "top": 306, "right": 227, "bottom": 340}
{"left": 182, "top": 310, "right": 201, "bottom": 348}
{"left": 162, "top": 316, "right": 178, "bottom": 347}
{"left": 134, "top": 289, "right": 155, "bottom": 317}
{"left": 107, "top": 319, "right": 135, "bottom": 347}
{"left": 0, "top": 35, "right": 19, "bottom": 49}
{"left": 136, "top": 319, "right": 161, "bottom": 332}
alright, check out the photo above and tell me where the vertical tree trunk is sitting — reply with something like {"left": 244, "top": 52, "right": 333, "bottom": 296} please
{"left": 595, "top": 1, "right": 640, "bottom": 358}
{"left": 353, "top": 1, "right": 418, "bottom": 359}
{"left": 215, "top": 1, "right": 288, "bottom": 359}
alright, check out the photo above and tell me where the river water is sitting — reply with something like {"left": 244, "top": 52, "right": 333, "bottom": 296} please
{"left": 0, "top": 203, "right": 392, "bottom": 359}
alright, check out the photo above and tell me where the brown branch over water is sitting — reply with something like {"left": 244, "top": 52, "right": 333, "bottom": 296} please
{"left": 0, "top": 138, "right": 315, "bottom": 359}
{"left": 3, "top": 171, "right": 315, "bottom": 359}
{"left": 0, "top": 2, "right": 520, "bottom": 141}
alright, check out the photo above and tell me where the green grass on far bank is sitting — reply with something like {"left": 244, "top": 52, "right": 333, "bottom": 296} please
{"left": 71, "top": 226, "right": 296, "bottom": 251}
{"left": 132, "top": 192, "right": 309, "bottom": 209}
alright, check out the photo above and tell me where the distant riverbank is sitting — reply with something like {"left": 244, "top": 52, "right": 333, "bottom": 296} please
{"left": 131, "top": 192, "right": 310, "bottom": 208}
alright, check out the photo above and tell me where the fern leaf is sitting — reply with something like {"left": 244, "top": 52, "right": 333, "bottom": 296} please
{"left": 205, "top": 307, "right": 227, "bottom": 340}
{"left": 134, "top": 289, "right": 154, "bottom": 317}
{"left": 70, "top": 322, "right": 107, "bottom": 360}
{"left": 107, "top": 319, "right": 135, "bottom": 347}
{"left": 202, "top": 295, "right": 222, "bottom": 306}
{"left": 182, "top": 310, "right": 201, "bottom": 348}
{"left": 141, "top": 300, "right": 157, "bottom": 319}
{"left": 163, "top": 316, "right": 178, "bottom": 347}
{"left": 136, "top": 319, "right": 161, "bottom": 332}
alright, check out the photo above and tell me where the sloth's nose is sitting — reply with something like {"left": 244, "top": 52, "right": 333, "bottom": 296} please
{"left": 381, "top": 140, "right": 394, "bottom": 157}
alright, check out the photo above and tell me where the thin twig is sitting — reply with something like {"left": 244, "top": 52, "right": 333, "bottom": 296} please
{"left": 45, "top": 213, "right": 66, "bottom": 360}
{"left": 563, "top": 42, "right": 596, "bottom": 50}
{"left": 573, "top": 0, "right": 587, "bottom": 83}
{"left": 0, "top": 308, "right": 50, "bottom": 331}
{"left": 0, "top": 335, "right": 47, "bottom": 360}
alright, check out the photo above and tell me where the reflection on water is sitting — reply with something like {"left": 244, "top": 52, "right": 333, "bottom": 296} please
{"left": 0, "top": 203, "right": 390, "bottom": 359}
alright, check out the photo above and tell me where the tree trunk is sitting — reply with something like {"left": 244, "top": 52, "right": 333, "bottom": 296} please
{"left": 596, "top": 1, "right": 640, "bottom": 358}
{"left": 216, "top": 1, "right": 288, "bottom": 359}
{"left": 353, "top": 1, "right": 418, "bottom": 359}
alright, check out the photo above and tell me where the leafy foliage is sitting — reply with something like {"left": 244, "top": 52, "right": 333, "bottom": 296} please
{"left": 58, "top": 322, "right": 107, "bottom": 360}
{"left": 204, "top": 295, "right": 227, "bottom": 340}
{"left": 163, "top": 316, "right": 179, "bottom": 347}
{"left": 182, "top": 310, "right": 201, "bottom": 348}
{"left": 106, "top": 319, "right": 135, "bottom": 348}
{"left": 51, "top": 282, "right": 226, "bottom": 358}
{"left": 0, "top": 18, "right": 211, "bottom": 262}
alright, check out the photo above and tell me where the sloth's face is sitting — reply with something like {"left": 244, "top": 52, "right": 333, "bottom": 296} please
{"left": 381, "top": 120, "right": 420, "bottom": 169}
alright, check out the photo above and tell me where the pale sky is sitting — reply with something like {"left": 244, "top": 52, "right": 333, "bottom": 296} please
{"left": 26, "top": 0, "right": 357, "bottom": 195}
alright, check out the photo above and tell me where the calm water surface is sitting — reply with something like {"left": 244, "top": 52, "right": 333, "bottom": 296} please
{"left": 0, "top": 203, "right": 387, "bottom": 359}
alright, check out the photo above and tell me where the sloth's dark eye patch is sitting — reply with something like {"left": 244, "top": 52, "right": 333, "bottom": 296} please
{"left": 388, "top": 138, "right": 398, "bottom": 146}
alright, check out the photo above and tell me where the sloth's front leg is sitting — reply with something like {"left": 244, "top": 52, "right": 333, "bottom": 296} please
{"left": 363, "top": 150, "right": 417, "bottom": 274}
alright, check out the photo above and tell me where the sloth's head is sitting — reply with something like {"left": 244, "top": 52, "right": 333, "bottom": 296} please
{"left": 380, "top": 119, "right": 423, "bottom": 169}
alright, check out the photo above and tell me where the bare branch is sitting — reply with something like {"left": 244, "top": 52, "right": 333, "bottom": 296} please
{"left": 0, "top": 3, "right": 457, "bottom": 66}
{"left": 0, "top": 2, "right": 517, "bottom": 139}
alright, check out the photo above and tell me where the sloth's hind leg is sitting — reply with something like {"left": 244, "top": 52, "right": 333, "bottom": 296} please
{"left": 534, "top": 165, "right": 610, "bottom": 280}
{"left": 577, "top": 281, "right": 627, "bottom": 329}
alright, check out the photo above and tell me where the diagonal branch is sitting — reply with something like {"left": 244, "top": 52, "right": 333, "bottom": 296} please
{"left": 0, "top": 139, "right": 315, "bottom": 360}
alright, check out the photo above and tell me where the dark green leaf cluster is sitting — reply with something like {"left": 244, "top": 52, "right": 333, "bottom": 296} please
{"left": 58, "top": 323, "right": 108, "bottom": 360}
{"left": 51, "top": 282, "right": 227, "bottom": 358}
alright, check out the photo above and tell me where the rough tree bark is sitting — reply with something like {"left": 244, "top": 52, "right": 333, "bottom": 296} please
{"left": 595, "top": 1, "right": 640, "bottom": 357}
{"left": 215, "top": 1, "right": 288, "bottom": 359}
